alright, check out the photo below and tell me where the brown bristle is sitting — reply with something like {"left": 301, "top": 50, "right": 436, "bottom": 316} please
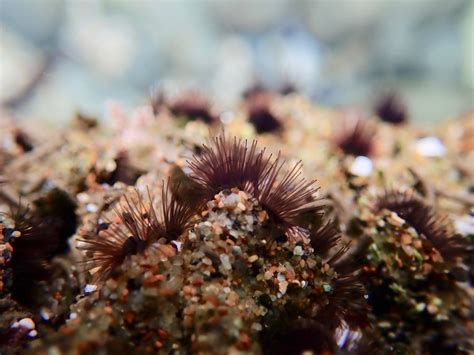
{"left": 310, "top": 219, "right": 342, "bottom": 257}
{"left": 78, "top": 183, "right": 195, "bottom": 282}
{"left": 376, "top": 189, "right": 467, "bottom": 262}
{"left": 333, "top": 116, "right": 377, "bottom": 157}
{"left": 159, "top": 178, "right": 196, "bottom": 240}
{"left": 315, "top": 272, "right": 369, "bottom": 330}
{"left": 375, "top": 188, "right": 421, "bottom": 216}
{"left": 78, "top": 190, "right": 161, "bottom": 281}
{"left": 327, "top": 241, "right": 352, "bottom": 267}
{"left": 374, "top": 90, "right": 408, "bottom": 125}
{"left": 256, "top": 158, "right": 320, "bottom": 228}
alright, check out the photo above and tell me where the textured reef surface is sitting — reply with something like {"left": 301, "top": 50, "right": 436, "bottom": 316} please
{"left": 0, "top": 91, "right": 472, "bottom": 354}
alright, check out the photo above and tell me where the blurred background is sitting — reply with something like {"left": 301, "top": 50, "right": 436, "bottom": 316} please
{"left": 0, "top": 0, "right": 473, "bottom": 125}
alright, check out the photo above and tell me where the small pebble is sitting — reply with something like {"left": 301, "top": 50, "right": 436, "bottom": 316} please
{"left": 278, "top": 281, "right": 288, "bottom": 295}
{"left": 427, "top": 304, "right": 438, "bottom": 314}
{"left": 172, "top": 240, "right": 183, "bottom": 251}
{"left": 69, "top": 312, "right": 78, "bottom": 320}
{"left": 248, "top": 255, "right": 258, "bottom": 263}
{"left": 84, "top": 284, "right": 98, "bottom": 293}
{"left": 336, "top": 328, "right": 350, "bottom": 347}
{"left": 264, "top": 270, "right": 273, "bottom": 280}
{"left": 105, "top": 160, "right": 117, "bottom": 172}
{"left": 77, "top": 192, "right": 89, "bottom": 203}
{"left": 415, "top": 136, "right": 446, "bottom": 157}
{"left": 155, "top": 340, "right": 163, "bottom": 349}
{"left": 220, "top": 254, "right": 232, "bottom": 270}
{"left": 293, "top": 245, "right": 304, "bottom": 256}
{"left": 416, "top": 303, "right": 426, "bottom": 312}
{"left": 306, "top": 258, "right": 317, "bottom": 269}
{"left": 40, "top": 308, "right": 52, "bottom": 321}
{"left": 277, "top": 273, "right": 286, "bottom": 282}
{"left": 86, "top": 203, "right": 99, "bottom": 213}
{"left": 388, "top": 212, "right": 405, "bottom": 227}
{"left": 349, "top": 156, "right": 373, "bottom": 177}
{"left": 18, "top": 318, "right": 35, "bottom": 330}
{"left": 222, "top": 193, "right": 240, "bottom": 207}
{"left": 232, "top": 246, "right": 242, "bottom": 255}
{"left": 454, "top": 215, "right": 474, "bottom": 235}
{"left": 220, "top": 111, "right": 235, "bottom": 124}
{"left": 322, "top": 283, "right": 332, "bottom": 292}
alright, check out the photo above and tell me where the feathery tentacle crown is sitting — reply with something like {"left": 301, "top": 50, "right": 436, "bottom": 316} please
{"left": 376, "top": 188, "right": 467, "bottom": 262}
{"left": 242, "top": 84, "right": 282, "bottom": 134}
{"left": 159, "top": 179, "right": 196, "bottom": 240}
{"left": 189, "top": 135, "right": 368, "bottom": 330}
{"left": 1, "top": 201, "right": 63, "bottom": 304}
{"left": 78, "top": 180, "right": 195, "bottom": 281}
{"left": 188, "top": 134, "right": 320, "bottom": 232}
{"left": 333, "top": 116, "right": 377, "bottom": 157}
{"left": 374, "top": 91, "right": 408, "bottom": 125}
{"left": 187, "top": 135, "right": 266, "bottom": 199}
{"left": 247, "top": 95, "right": 282, "bottom": 134}
{"left": 168, "top": 91, "right": 217, "bottom": 124}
